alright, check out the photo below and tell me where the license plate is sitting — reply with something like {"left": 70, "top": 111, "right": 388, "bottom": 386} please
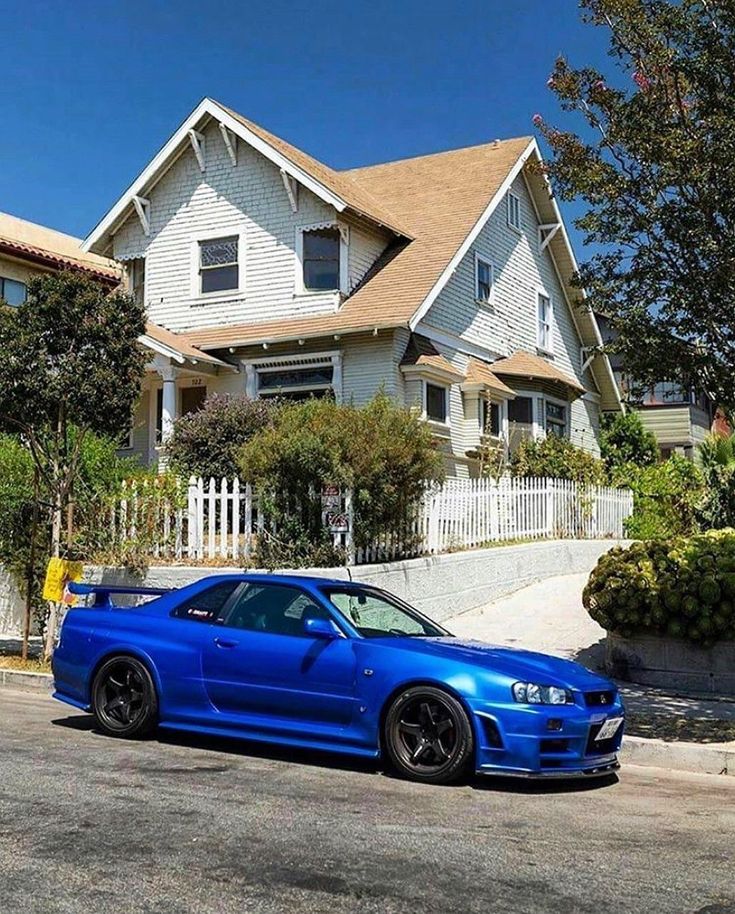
{"left": 595, "top": 717, "right": 623, "bottom": 741}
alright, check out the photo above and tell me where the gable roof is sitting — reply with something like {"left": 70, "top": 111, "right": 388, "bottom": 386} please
{"left": 83, "top": 97, "right": 412, "bottom": 255}
{"left": 399, "top": 333, "right": 466, "bottom": 383}
{"left": 0, "top": 211, "right": 119, "bottom": 283}
{"left": 491, "top": 349, "right": 586, "bottom": 396}
{"left": 186, "top": 135, "right": 534, "bottom": 351}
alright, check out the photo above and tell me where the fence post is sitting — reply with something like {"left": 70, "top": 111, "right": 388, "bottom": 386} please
{"left": 187, "top": 476, "right": 198, "bottom": 559}
{"left": 345, "top": 488, "right": 355, "bottom": 565}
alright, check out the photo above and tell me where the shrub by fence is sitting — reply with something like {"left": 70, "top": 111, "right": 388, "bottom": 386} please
{"left": 108, "top": 475, "right": 632, "bottom": 566}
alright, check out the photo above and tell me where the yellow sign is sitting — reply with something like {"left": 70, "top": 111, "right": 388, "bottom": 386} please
{"left": 42, "top": 558, "right": 84, "bottom": 604}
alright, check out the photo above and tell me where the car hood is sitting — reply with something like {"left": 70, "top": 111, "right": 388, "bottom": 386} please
{"left": 375, "top": 637, "right": 612, "bottom": 691}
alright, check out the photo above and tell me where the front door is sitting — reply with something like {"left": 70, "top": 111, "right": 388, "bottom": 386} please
{"left": 201, "top": 582, "right": 358, "bottom": 731}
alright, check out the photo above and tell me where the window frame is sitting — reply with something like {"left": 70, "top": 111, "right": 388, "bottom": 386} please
{"left": 536, "top": 288, "right": 554, "bottom": 355}
{"left": 474, "top": 252, "right": 495, "bottom": 305}
{"left": 544, "top": 397, "right": 569, "bottom": 439}
{"left": 424, "top": 380, "right": 450, "bottom": 426}
{"left": 295, "top": 221, "right": 349, "bottom": 296}
{"left": 190, "top": 228, "right": 246, "bottom": 301}
{"left": 0, "top": 276, "right": 27, "bottom": 307}
{"left": 507, "top": 191, "right": 522, "bottom": 233}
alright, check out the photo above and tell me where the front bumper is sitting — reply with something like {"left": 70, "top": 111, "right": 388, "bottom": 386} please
{"left": 469, "top": 697, "right": 625, "bottom": 778}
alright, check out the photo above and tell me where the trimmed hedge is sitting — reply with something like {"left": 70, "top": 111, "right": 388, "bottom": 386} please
{"left": 583, "top": 530, "right": 735, "bottom": 646}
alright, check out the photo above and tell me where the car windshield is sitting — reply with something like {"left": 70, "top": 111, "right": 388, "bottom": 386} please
{"left": 322, "top": 587, "right": 449, "bottom": 639}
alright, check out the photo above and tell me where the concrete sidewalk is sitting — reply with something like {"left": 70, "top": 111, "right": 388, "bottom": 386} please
{"left": 450, "top": 573, "right": 735, "bottom": 773}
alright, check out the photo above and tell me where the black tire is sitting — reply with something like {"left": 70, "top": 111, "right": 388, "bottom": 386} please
{"left": 384, "top": 686, "right": 474, "bottom": 785}
{"left": 91, "top": 656, "right": 158, "bottom": 739}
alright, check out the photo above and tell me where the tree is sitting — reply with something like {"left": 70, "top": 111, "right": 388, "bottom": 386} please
{"left": 535, "top": 0, "right": 735, "bottom": 411}
{"left": 165, "top": 394, "right": 276, "bottom": 479}
{"left": 0, "top": 271, "right": 146, "bottom": 655}
{"left": 599, "top": 411, "right": 658, "bottom": 472}
{"left": 695, "top": 431, "right": 735, "bottom": 529}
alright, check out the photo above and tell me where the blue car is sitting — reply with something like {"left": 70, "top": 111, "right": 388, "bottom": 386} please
{"left": 52, "top": 574, "right": 624, "bottom": 784}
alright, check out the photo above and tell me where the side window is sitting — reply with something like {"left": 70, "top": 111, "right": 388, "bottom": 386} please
{"left": 170, "top": 580, "right": 241, "bottom": 623}
{"left": 223, "top": 583, "right": 330, "bottom": 636}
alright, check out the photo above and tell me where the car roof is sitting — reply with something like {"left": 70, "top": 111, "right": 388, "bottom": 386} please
{"left": 194, "top": 572, "right": 362, "bottom": 589}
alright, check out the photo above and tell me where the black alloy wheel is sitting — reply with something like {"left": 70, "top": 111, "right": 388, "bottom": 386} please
{"left": 384, "top": 686, "right": 473, "bottom": 784}
{"left": 92, "top": 656, "right": 158, "bottom": 739}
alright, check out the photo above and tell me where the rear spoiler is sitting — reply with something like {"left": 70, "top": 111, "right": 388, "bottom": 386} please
{"left": 67, "top": 582, "right": 173, "bottom": 609}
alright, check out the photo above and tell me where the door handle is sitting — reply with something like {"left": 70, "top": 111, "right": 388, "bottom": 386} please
{"left": 214, "top": 637, "right": 239, "bottom": 649}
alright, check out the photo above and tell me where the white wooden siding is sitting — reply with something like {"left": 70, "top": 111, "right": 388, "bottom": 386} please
{"left": 112, "top": 120, "right": 391, "bottom": 332}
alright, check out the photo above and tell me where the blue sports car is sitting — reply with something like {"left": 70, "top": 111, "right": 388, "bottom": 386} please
{"left": 52, "top": 574, "right": 624, "bottom": 784}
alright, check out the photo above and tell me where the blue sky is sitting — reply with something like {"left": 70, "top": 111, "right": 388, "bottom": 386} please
{"left": 0, "top": 0, "right": 611, "bottom": 252}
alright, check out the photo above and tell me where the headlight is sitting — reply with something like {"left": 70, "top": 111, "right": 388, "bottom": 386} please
{"left": 512, "top": 682, "right": 573, "bottom": 705}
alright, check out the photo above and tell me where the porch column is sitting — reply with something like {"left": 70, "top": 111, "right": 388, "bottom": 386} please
{"left": 331, "top": 351, "right": 343, "bottom": 403}
{"left": 159, "top": 364, "right": 179, "bottom": 445}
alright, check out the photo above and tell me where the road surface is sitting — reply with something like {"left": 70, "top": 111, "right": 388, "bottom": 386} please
{"left": 0, "top": 689, "right": 733, "bottom": 914}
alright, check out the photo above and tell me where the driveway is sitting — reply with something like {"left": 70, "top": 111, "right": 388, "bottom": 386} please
{"left": 1, "top": 689, "right": 734, "bottom": 914}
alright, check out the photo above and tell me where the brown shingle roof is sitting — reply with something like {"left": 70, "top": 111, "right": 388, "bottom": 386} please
{"left": 189, "top": 135, "right": 532, "bottom": 350}
{"left": 399, "top": 334, "right": 465, "bottom": 381}
{"left": 464, "top": 357, "right": 516, "bottom": 398}
{"left": 144, "top": 321, "right": 233, "bottom": 367}
{"left": 491, "top": 350, "right": 586, "bottom": 395}
{"left": 220, "top": 104, "right": 413, "bottom": 238}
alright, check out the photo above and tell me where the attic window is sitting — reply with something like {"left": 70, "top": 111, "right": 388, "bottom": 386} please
{"left": 302, "top": 227, "right": 341, "bottom": 291}
{"left": 199, "top": 236, "right": 239, "bottom": 294}
{"left": 475, "top": 254, "right": 494, "bottom": 304}
{"left": 507, "top": 192, "right": 521, "bottom": 232}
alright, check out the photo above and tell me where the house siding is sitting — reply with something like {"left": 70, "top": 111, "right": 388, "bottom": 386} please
{"left": 419, "top": 171, "right": 600, "bottom": 456}
{"left": 638, "top": 405, "right": 711, "bottom": 451}
{"left": 112, "top": 120, "right": 391, "bottom": 332}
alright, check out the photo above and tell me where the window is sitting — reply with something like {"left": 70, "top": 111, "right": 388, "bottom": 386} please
{"left": 508, "top": 396, "right": 532, "bottom": 425}
{"left": 475, "top": 254, "right": 494, "bottom": 304}
{"left": 425, "top": 382, "right": 448, "bottom": 423}
{"left": 302, "top": 227, "right": 341, "bottom": 291}
{"left": 130, "top": 258, "right": 145, "bottom": 306}
{"left": 171, "top": 580, "right": 242, "bottom": 623}
{"left": 155, "top": 388, "right": 163, "bottom": 445}
{"left": 199, "top": 236, "right": 239, "bottom": 294}
{"left": 223, "top": 583, "right": 332, "bottom": 637}
{"left": 482, "top": 399, "right": 501, "bottom": 437}
{"left": 545, "top": 401, "right": 567, "bottom": 437}
{"left": 323, "top": 587, "right": 447, "bottom": 638}
{"left": 537, "top": 292, "right": 553, "bottom": 353}
{"left": 507, "top": 192, "right": 521, "bottom": 231}
{"left": 181, "top": 385, "right": 207, "bottom": 415}
{"left": 258, "top": 364, "right": 333, "bottom": 400}
{"left": 0, "top": 276, "right": 27, "bottom": 307}
{"left": 644, "top": 382, "right": 689, "bottom": 405}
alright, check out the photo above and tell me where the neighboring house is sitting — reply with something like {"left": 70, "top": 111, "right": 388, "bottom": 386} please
{"left": 0, "top": 210, "right": 119, "bottom": 305}
{"left": 597, "top": 313, "right": 717, "bottom": 460}
{"left": 82, "top": 97, "right": 621, "bottom": 474}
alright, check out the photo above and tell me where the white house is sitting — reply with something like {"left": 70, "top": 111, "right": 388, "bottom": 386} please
{"left": 83, "top": 97, "right": 621, "bottom": 475}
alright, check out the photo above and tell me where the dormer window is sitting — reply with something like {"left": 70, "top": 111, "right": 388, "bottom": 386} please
{"left": 199, "top": 236, "right": 239, "bottom": 294}
{"left": 507, "top": 192, "right": 521, "bottom": 232}
{"left": 302, "top": 227, "right": 340, "bottom": 291}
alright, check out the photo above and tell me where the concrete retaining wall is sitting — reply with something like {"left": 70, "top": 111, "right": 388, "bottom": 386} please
{"left": 607, "top": 631, "right": 735, "bottom": 697}
{"left": 82, "top": 539, "right": 625, "bottom": 624}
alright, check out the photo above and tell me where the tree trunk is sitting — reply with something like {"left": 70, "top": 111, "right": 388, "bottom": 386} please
{"left": 43, "top": 409, "right": 65, "bottom": 662}
{"left": 22, "top": 467, "right": 40, "bottom": 663}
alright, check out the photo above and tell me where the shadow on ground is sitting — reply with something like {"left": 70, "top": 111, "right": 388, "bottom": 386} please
{"left": 51, "top": 711, "right": 620, "bottom": 793}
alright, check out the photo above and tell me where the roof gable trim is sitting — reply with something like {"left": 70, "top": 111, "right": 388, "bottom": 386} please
{"left": 83, "top": 98, "right": 350, "bottom": 254}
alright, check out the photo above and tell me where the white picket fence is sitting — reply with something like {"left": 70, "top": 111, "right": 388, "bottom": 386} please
{"left": 110, "top": 475, "right": 632, "bottom": 565}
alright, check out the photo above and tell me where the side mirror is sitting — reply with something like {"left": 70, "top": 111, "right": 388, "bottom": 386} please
{"left": 304, "top": 616, "right": 341, "bottom": 640}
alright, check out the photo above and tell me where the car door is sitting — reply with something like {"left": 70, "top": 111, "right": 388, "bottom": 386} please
{"left": 200, "top": 582, "right": 358, "bottom": 730}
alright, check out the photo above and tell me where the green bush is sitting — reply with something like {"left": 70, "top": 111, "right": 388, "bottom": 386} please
{"left": 165, "top": 394, "right": 276, "bottom": 479}
{"left": 695, "top": 433, "right": 735, "bottom": 530}
{"left": 510, "top": 434, "right": 606, "bottom": 485}
{"left": 583, "top": 530, "right": 735, "bottom": 646}
{"left": 611, "top": 455, "right": 703, "bottom": 539}
{"left": 238, "top": 393, "right": 444, "bottom": 566}
{"left": 599, "top": 411, "right": 658, "bottom": 473}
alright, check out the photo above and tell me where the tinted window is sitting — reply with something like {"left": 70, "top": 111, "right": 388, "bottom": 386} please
{"left": 223, "top": 583, "right": 331, "bottom": 637}
{"left": 426, "top": 383, "right": 447, "bottom": 422}
{"left": 508, "top": 396, "right": 532, "bottom": 424}
{"left": 171, "top": 580, "right": 241, "bottom": 622}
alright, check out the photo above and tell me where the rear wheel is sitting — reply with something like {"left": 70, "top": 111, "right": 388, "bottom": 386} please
{"left": 92, "top": 656, "right": 158, "bottom": 739}
{"left": 384, "top": 686, "right": 473, "bottom": 784}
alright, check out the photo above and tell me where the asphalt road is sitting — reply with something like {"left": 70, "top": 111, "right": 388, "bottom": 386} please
{"left": 1, "top": 690, "right": 734, "bottom": 914}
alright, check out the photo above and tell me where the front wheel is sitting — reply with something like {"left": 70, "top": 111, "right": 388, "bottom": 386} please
{"left": 91, "top": 656, "right": 158, "bottom": 739}
{"left": 384, "top": 686, "right": 474, "bottom": 784}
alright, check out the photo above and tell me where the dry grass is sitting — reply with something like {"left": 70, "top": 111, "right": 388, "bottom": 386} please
{"left": 0, "top": 657, "right": 51, "bottom": 674}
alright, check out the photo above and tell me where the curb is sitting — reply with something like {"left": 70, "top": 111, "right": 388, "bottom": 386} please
{"left": 0, "top": 670, "right": 53, "bottom": 693}
{"left": 620, "top": 735, "right": 734, "bottom": 777}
